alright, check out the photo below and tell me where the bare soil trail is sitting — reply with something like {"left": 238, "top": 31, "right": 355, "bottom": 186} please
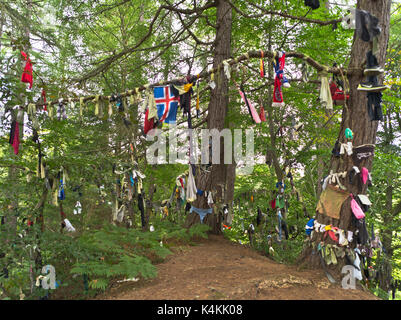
{"left": 99, "top": 234, "right": 379, "bottom": 300}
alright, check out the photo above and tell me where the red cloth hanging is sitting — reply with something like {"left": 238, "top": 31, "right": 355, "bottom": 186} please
{"left": 330, "top": 81, "right": 349, "bottom": 103}
{"left": 144, "top": 108, "right": 155, "bottom": 135}
{"left": 10, "top": 121, "right": 20, "bottom": 155}
{"left": 21, "top": 51, "right": 33, "bottom": 89}
{"left": 259, "top": 105, "right": 266, "bottom": 122}
{"left": 42, "top": 88, "right": 47, "bottom": 111}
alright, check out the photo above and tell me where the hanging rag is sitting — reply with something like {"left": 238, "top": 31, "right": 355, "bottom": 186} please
{"left": 272, "top": 52, "right": 286, "bottom": 106}
{"left": 223, "top": 59, "right": 231, "bottom": 80}
{"left": 342, "top": 7, "right": 356, "bottom": 29}
{"left": 305, "top": 218, "right": 315, "bottom": 236}
{"left": 360, "top": 167, "right": 371, "bottom": 185}
{"left": 355, "top": 9, "right": 381, "bottom": 42}
{"left": 9, "top": 120, "right": 20, "bottom": 155}
{"left": 195, "top": 79, "right": 201, "bottom": 118}
{"left": 348, "top": 166, "right": 360, "bottom": 184}
{"left": 277, "top": 210, "right": 283, "bottom": 241}
{"left": 21, "top": 51, "right": 33, "bottom": 89}
{"left": 316, "top": 184, "right": 349, "bottom": 219}
{"left": 58, "top": 179, "right": 65, "bottom": 201}
{"left": 190, "top": 206, "right": 213, "bottom": 223}
{"left": 340, "top": 142, "right": 353, "bottom": 156}
{"left": 319, "top": 70, "right": 333, "bottom": 111}
{"left": 73, "top": 201, "right": 82, "bottom": 215}
{"left": 304, "top": 0, "right": 320, "bottom": 10}
{"left": 64, "top": 219, "right": 76, "bottom": 232}
{"left": 186, "top": 165, "right": 197, "bottom": 202}
{"left": 350, "top": 194, "right": 365, "bottom": 219}
{"left": 330, "top": 81, "right": 349, "bottom": 103}
{"left": 238, "top": 84, "right": 261, "bottom": 123}
{"left": 57, "top": 100, "right": 67, "bottom": 120}
{"left": 41, "top": 89, "right": 47, "bottom": 111}
{"left": 259, "top": 105, "right": 266, "bottom": 122}
{"left": 367, "top": 92, "right": 383, "bottom": 121}
{"left": 352, "top": 144, "right": 375, "bottom": 165}
{"left": 322, "top": 170, "right": 347, "bottom": 191}
{"left": 144, "top": 108, "right": 155, "bottom": 135}
{"left": 138, "top": 193, "right": 145, "bottom": 228}
{"left": 260, "top": 50, "right": 265, "bottom": 78}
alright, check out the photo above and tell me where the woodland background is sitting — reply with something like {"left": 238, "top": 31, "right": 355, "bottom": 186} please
{"left": 0, "top": 0, "right": 400, "bottom": 300}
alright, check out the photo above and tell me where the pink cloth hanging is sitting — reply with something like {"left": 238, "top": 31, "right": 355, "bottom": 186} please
{"left": 238, "top": 87, "right": 261, "bottom": 124}
{"left": 350, "top": 194, "right": 365, "bottom": 219}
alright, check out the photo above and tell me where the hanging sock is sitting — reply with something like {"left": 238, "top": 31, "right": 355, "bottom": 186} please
{"left": 196, "top": 78, "right": 200, "bottom": 118}
{"left": 238, "top": 84, "right": 261, "bottom": 123}
{"left": 20, "top": 51, "right": 33, "bottom": 89}
{"left": 9, "top": 120, "right": 20, "bottom": 155}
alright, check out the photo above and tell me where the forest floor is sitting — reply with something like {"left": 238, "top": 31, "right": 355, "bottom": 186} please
{"left": 98, "top": 234, "right": 379, "bottom": 300}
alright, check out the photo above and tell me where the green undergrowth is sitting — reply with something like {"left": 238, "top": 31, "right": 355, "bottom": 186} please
{"left": 0, "top": 219, "right": 210, "bottom": 300}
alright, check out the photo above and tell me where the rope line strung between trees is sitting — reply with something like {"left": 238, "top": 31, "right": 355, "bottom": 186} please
{"left": 28, "top": 49, "right": 356, "bottom": 109}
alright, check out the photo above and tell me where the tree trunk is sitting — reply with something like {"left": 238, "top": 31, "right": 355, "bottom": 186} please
{"left": 298, "top": 0, "right": 392, "bottom": 280}
{"left": 185, "top": 0, "right": 232, "bottom": 234}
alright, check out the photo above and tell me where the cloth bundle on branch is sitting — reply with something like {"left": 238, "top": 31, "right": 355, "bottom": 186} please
{"left": 272, "top": 51, "right": 289, "bottom": 107}
{"left": 21, "top": 51, "right": 33, "bottom": 89}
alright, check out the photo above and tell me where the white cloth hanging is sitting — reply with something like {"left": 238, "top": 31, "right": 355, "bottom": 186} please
{"left": 186, "top": 165, "right": 197, "bottom": 202}
{"left": 64, "top": 219, "right": 76, "bottom": 232}
{"left": 73, "top": 201, "right": 82, "bottom": 215}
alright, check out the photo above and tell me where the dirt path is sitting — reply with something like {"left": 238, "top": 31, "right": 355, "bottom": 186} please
{"left": 100, "top": 235, "right": 379, "bottom": 300}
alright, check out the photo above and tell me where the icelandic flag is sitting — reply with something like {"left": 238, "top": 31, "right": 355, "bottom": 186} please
{"left": 154, "top": 86, "right": 180, "bottom": 124}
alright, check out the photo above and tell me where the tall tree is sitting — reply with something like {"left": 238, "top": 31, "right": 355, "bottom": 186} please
{"left": 299, "top": 0, "right": 393, "bottom": 282}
